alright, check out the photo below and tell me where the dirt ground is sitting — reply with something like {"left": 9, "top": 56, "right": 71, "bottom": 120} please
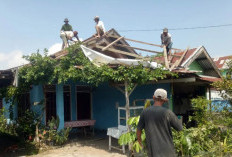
{"left": 31, "top": 133, "right": 127, "bottom": 157}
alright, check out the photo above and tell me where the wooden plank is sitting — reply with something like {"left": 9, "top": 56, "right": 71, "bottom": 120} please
{"left": 108, "top": 35, "right": 181, "bottom": 51}
{"left": 102, "top": 36, "right": 124, "bottom": 51}
{"left": 170, "top": 47, "right": 189, "bottom": 71}
{"left": 163, "top": 45, "right": 169, "bottom": 69}
{"left": 96, "top": 45, "right": 143, "bottom": 59}
{"left": 114, "top": 43, "right": 162, "bottom": 54}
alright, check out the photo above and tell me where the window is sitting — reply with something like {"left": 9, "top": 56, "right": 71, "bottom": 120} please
{"left": 18, "top": 92, "right": 30, "bottom": 117}
{"left": 76, "top": 86, "right": 91, "bottom": 120}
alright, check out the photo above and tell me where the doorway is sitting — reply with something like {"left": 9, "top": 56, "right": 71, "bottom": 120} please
{"left": 76, "top": 86, "right": 91, "bottom": 120}
{"left": 63, "top": 85, "right": 71, "bottom": 121}
{"left": 45, "top": 85, "right": 56, "bottom": 123}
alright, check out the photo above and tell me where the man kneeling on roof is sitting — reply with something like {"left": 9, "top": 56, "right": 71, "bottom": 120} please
{"left": 60, "top": 18, "right": 80, "bottom": 49}
{"left": 93, "top": 16, "right": 106, "bottom": 38}
{"left": 161, "top": 28, "right": 173, "bottom": 55}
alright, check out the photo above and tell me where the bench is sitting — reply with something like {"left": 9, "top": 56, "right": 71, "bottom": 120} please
{"left": 64, "top": 120, "right": 96, "bottom": 136}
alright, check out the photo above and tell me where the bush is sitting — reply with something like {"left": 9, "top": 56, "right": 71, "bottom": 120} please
{"left": 0, "top": 108, "right": 17, "bottom": 135}
{"left": 39, "top": 116, "right": 70, "bottom": 146}
{"left": 16, "top": 110, "right": 36, "bottom": 141}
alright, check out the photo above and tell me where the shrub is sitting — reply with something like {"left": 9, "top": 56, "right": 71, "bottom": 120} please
{"left": 39, "top": 116, "right": 70, "bottom": 146}
{"left": 0, "top": 108, "right": 17, "bottom": 135}
{"left": 15, "top": 110, "right": 36, "bottom": 141}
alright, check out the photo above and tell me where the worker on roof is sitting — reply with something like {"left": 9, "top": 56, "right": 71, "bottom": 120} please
{"left": 93, "top": 16, "right": 106, "bottom": 38}
{"left": 60, "top": 31, "right": 80, "bottom": 49}
{"left": 161, "top": 28, "right": 173, "bottom": 55}
{"left": 60, "top": 18, "right": 79, "bottom": 49}
{"left": 61, "top": 18, "right": 73, "bottom": 31}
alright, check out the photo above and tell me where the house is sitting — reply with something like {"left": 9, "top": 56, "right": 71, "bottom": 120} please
{"left": 206, "top": 55, "right": 232, "bottom": 107}
{"left": 1, "top": 29, "right": 222, "bottom": 130}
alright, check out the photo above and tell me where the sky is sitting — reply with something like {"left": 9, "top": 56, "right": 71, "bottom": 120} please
{"left": 0, "top": 0, "right": 232, "bottom": 70}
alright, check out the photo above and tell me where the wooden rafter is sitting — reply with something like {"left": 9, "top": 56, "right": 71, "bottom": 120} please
{"left": 163, "top": 46, "right": 169, "bottom": 69}
{"left": 114, "top": 43, "right": 162, "bottom": 54}
{"left": 102, "top": 36, "right": 124, "bottom": 51}
{"left": 108, "top": 35, "right": 181, "bottom": 51}
{"left": 170, "top": 47, "right": 189, "bottom": 71}
{"left": 96, "top": 45, "right": 143, "bottom": 59}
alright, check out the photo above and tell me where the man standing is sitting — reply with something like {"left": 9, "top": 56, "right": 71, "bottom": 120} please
{"left": 60, "top": 18, "right": 79, "bottom": 49}
{"left": 161, "top": 28, "right": 173, "bottom": 55}
{"left": 93, "top": 16, "right": 106, "bottom": 38}
{"left": 137, "top": 88, "right": 182, "bottom": 157}
{"left": 61, "top": 18, "right": 73, "bottom": 32}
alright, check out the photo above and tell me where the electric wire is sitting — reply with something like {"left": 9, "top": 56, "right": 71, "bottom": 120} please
{"left": 118, "top": 23, "right": 232, "bottom": 32}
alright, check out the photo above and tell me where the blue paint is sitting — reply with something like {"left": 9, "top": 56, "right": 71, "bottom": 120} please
{"left": 56, "top": 84, "right": 64, "bottom": 130}
{"left": 30, "top": 84, "right": 45, "bottom": 124}
{"left": 92, "top": 83, "right": 171, "bottom": 130}
{"left": 13, "top": 102, "right": 17, "bottom": 119}
{"left": 3, "top": 98, "right": 10, "bottom": 119}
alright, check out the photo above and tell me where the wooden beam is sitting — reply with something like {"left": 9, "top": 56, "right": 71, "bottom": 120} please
{"left": 114, "top": 43, "right": 162, "bottom": 54}
{"left": 170, "top": 47, "right": 189, "bottom": 71}
{"left": 163, "top": 46, "right": 169, "bottom": 69}
{"left": 96, "top": 45, "right": 143, "bottom": 59}
{"left": 102, "top": 36, "right": 124, "bottom": 51}
{"left": 108, "top": 35, "right": 181, "bottom": 51}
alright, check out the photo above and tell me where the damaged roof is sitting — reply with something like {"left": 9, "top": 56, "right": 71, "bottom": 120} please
{"left": 213, "top": 55, "right": 232, "bottom": 69}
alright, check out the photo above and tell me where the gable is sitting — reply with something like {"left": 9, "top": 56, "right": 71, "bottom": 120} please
{"left": 182, "top": 46, "right": 222, "bottom": 78}
{"left": 189, "top": 61, "right": 204, "bottom": 75}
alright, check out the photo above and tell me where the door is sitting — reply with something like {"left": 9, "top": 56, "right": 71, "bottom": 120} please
{"left": 63, "top": 85, "right": 71, "bottom": 121}
{"left": 76, "top": 86, "right": 91, "bottom": 120}
{"left": 45, "top": 85, "right": 56, "bottom": 123}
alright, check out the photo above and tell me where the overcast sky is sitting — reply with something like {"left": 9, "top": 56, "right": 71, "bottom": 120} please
{"left": 0, "top": 0, "right": 232, "bottom": 70}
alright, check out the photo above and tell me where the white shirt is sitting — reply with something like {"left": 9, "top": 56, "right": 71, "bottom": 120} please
{"left": 97, "top": 21, "right": 106, "bottom": 33}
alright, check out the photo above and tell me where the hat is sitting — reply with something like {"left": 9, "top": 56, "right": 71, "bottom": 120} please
{"left": 154, "top": 88, "right": 167, "bottom": 100}
{"left": 64, "top": 18, "right": 69, "bottom": 22}
{"left": 94, "top": 16, "right": 100, "bottom": 20}
{"left": 163, "top": 28, "right": 168, "bottom": 33}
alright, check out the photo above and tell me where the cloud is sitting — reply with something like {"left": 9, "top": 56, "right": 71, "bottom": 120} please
{"left": 0, "top": 50, "right": 28, "bottom": 70}
{"left": 48, "top": 43, "right": 62, "bottom": 55}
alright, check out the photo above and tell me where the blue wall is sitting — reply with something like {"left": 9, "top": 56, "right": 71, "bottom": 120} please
{"left": 27, "top": 82, "right": 171, "bottom": 130}
{"left": 2, "top": 98, "right": 17, "bottom": 120}
{"left": 30, "top": 84, "right": 45, "bottom": 124}
{"left": 92, "top": 83, "right": 171, "bottom": 130}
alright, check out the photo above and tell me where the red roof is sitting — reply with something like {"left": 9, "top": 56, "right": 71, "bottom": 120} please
{"left": 198, "top": 76, "right": 222, "bottom": 82}
{"left": 213, "top": 55, "right": 232, "bottom": 69}
{"left": 154, "top": 48, "right": 197, "bottom": 65}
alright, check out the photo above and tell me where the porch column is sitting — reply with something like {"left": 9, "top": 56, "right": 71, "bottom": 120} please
{"left": 56, "top": 84, "right": 64, "bottom": 130}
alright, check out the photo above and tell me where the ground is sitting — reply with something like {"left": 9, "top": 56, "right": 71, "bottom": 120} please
{"left": 31, "top": 133, "right": 127, "bottom": 157}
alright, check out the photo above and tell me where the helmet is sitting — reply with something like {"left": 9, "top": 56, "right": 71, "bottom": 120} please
{"left": 64, "top": 18, "right": 69, "bottom": 22}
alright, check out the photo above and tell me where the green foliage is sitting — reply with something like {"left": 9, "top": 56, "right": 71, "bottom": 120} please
{"left": 0, "top": 108, "right": 17, "bottom": 135}
{"left": 39, "top": 116, "right": 70, "bottom": 146}
{"left": 20, "top": 49, "right": 57, "bottom": 86}
{"left": 190, "top": 97, "right": 211, "bottom": 126}
{"left": 15, "top": 110, "right": 36, "bottom": 141}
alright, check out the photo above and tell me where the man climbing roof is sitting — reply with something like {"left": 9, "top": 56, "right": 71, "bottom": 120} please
{"left": 61, "top": 18, "right": 73, "bottom": 31}
{"left": 60, "top": 31, "right": 79, "bottom": 49}
{"left": 93, "top": 16, "right": 106, "bottom": 38}
{"left": 161, "top": 28, "right": 173, "bottom": 55}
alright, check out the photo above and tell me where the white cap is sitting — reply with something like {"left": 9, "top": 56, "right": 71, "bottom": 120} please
{"left": 154, "top": 88, "right": 167, "bottom": 100}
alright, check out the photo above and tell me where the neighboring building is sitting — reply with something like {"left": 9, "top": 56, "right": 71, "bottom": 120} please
{"left": 206, "top": 56, "right": 232, "bottom": 107}
{"left": 1, "top": 29, "right": 222, "bottom": 130}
